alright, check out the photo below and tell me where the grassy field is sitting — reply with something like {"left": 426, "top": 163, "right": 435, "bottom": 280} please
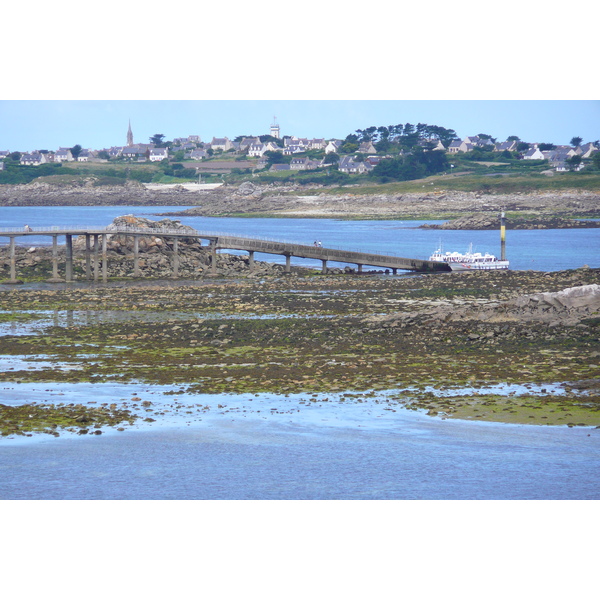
{"left": 306, "top": 172, "right": 600, "bottom": 195}
{"left": 6, "top": 155, "right": 600, "bottom": 195}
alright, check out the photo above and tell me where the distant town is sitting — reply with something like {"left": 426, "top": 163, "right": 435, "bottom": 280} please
{"left": 1, "top": 118, "right": 599, "bottom": 177}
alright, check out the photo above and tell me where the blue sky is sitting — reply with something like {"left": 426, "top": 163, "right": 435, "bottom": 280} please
{"left": 1, "top": 100, "right": 598, "bottom": 152}
{"left": 2, "top": 5, "right": 598, "bottom": 153}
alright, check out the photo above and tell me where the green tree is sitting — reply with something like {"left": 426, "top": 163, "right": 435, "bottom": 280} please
{"left": 323, "top": 152, "right": 339, "bottom": 165}
{"left": 70, "top": 144, "right": 82, "bottom": 159}
{"left": 566, "top": 155, "right": 582, "bottom": 171}
{"left": 477, "top": 133, "right": 497, "bottom": 143}
{"left": 592, "top": 152, "right": 600, "bottom": 170}
{"left": 340, "top": 142, "right": 358, "bottom": 154}
{"left": 150, "top": 134, "right": 166, "bottom": 147}
{"left": 263, "top": 150, "right": 288, "bottom": 166}
{"left": 570, "top": 136, "right": 583, "bottom": 147}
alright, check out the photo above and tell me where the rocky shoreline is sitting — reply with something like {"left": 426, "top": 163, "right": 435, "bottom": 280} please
{"left": 1, "top": 181, "right": 599, "bottom": 225}
{"left": 420, "top": 213, "right": 600, "bottom": 230}
{"left": 1, "top": 264, "right": 599, "bottom": 433}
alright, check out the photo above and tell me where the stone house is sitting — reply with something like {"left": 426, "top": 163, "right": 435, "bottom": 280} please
{"left": 55, "top": 148, "right": 74, "bottom": 162}
{"left": 494, "top": 141, "right": 518, "bottom": 152}
{"left": 238, "top": 137, "right": 260, "bottom": 152}
{"left": 210, "top": 137, "right": 234, "bottom": 152}
{"left": 188, "top": 149, "right": 208, "bottom": 160}
{"left": 122, "top": 146, "right": 150, "bottom": 160}
{"left": 107, "top": 147, "right": 123, "bottom": 159}
{"left": 338, "top": 155, "right": 370, "bottom": 174}
{"left": 447, "top": 140, "right": 462, "bottom": 153}
{"left": 576, "top": 142, "right": 599, "bottom": 158}
{"left": 358, "top": 141, "right": 377, "bottom": 154}
{"left": 289, "top": 156, "right": 320, "bottom": 170}
{"left": 419, "top": 139, "right": 446, "bottom": 151}
{"left": 309, "top": 139, "right": 326, "bottom": 150}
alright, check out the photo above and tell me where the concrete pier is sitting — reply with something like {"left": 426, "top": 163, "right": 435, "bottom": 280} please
{"left": 0, "top": 224, "right": 451, "bottom": 283}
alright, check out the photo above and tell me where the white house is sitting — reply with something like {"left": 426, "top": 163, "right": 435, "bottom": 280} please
{"left": 77, "top": 149, "right": 94, "bottom": 162}
{"left": 325, "top": 140, "right": 343, "bottom": 154}
{"left": 20, "top": 152, "right": 47, "bottom": 166}
{"left": 248, "top": 141, "right": 279, "bottom": 157}
{"left": 523, "top": 147, "right": 545, "bottom": 160}
{"left": 149, "top": 148, "right": 169, "bottom": 162}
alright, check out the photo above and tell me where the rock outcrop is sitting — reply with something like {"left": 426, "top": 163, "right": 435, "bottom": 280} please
{"left": 419, "top": 212, "right": 600, "bottom": 230}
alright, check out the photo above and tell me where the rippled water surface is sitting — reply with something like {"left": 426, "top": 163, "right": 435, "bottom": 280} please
{"left": 2, "top": 205, "right": 599, "bottom": 271}
{"left": 2, "top": 207, "right": 600, "bottom": 500}
{"left": 1, "top": 382, "right": 599, "bottom": 500}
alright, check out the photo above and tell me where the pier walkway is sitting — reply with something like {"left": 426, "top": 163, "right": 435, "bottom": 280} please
{"left": 0, "top": 224, "right": 450, "bottom": 283}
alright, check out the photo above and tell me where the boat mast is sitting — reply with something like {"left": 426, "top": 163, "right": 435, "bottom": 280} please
{"left": 500, "top": 211, "right": 506, "bottom": 261}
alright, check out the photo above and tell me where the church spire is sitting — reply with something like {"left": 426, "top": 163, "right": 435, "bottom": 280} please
{"left": 127, "top": 119, "right": 134, "bottom": 146}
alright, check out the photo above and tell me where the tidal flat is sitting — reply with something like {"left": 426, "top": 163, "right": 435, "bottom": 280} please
{"left": 1, "top": 267, "right": 599, "bottom": 437}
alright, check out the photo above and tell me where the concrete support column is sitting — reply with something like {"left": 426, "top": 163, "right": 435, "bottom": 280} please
{"left": 285, "top": 254, "right": 291, "bottom": 273}
{"left": 321, "top": 259, "right": 328, "bottom": 274}
{"left": 85, "top": 234, "right": 92, "bottom": 280}
{"left": 52, "top": 235, "right": 60, "bottom": 280}
{"left": 248, "top": 250, "right": 254, "bottom": 272}
{"left": 211, "top": 242, "right": 218, "bottom": 275}
{"left": 357, "top": 264, "right": 363, "bottom": 274}
{"left": 392, "top": 268, "right": 397, "bottom": 275}
{"left": 9, "top": 237, "right": 18, "bottom": 283}
{"left": 102, "top": 234, "right": 108, "bottom": 283}
{"left": 93, "top": 235, "right": 100, "bottom": 282}
{"left": 47, "top": 234, "right": 63, "bottom": 283}
{"left": 171, "top": 237, "right": 179, "bottom": 278}
{"left": 65, "top": 235, "right": 73, "bottom": 282}
{"left": 133, "top": 236, "right": 140, "bottom": 277}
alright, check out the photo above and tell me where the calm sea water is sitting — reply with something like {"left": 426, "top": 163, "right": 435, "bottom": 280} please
{"left": 1, "top": 205, "right": 599, "bottom": 271}
{"left": 1, "top": 382, "right": 599, "bottom": 500}
{"left": 1, "top": 206, "right": 599, "bottom": 500}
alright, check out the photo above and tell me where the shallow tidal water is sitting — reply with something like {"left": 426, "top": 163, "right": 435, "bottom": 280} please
{"left": 1, "top": 381, "right": 599, "bottom": 500}
{"left": 2, "top": 208, "right": 600, "bottom": 501}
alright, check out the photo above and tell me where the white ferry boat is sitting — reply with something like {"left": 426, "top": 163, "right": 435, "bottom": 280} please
{"left": 429, "top": 244, "right": 509, "bottom": 271}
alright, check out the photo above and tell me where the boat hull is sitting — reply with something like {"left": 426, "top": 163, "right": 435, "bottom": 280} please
{"left": 448, "top": 261, "right": 509, "bottom": 271}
